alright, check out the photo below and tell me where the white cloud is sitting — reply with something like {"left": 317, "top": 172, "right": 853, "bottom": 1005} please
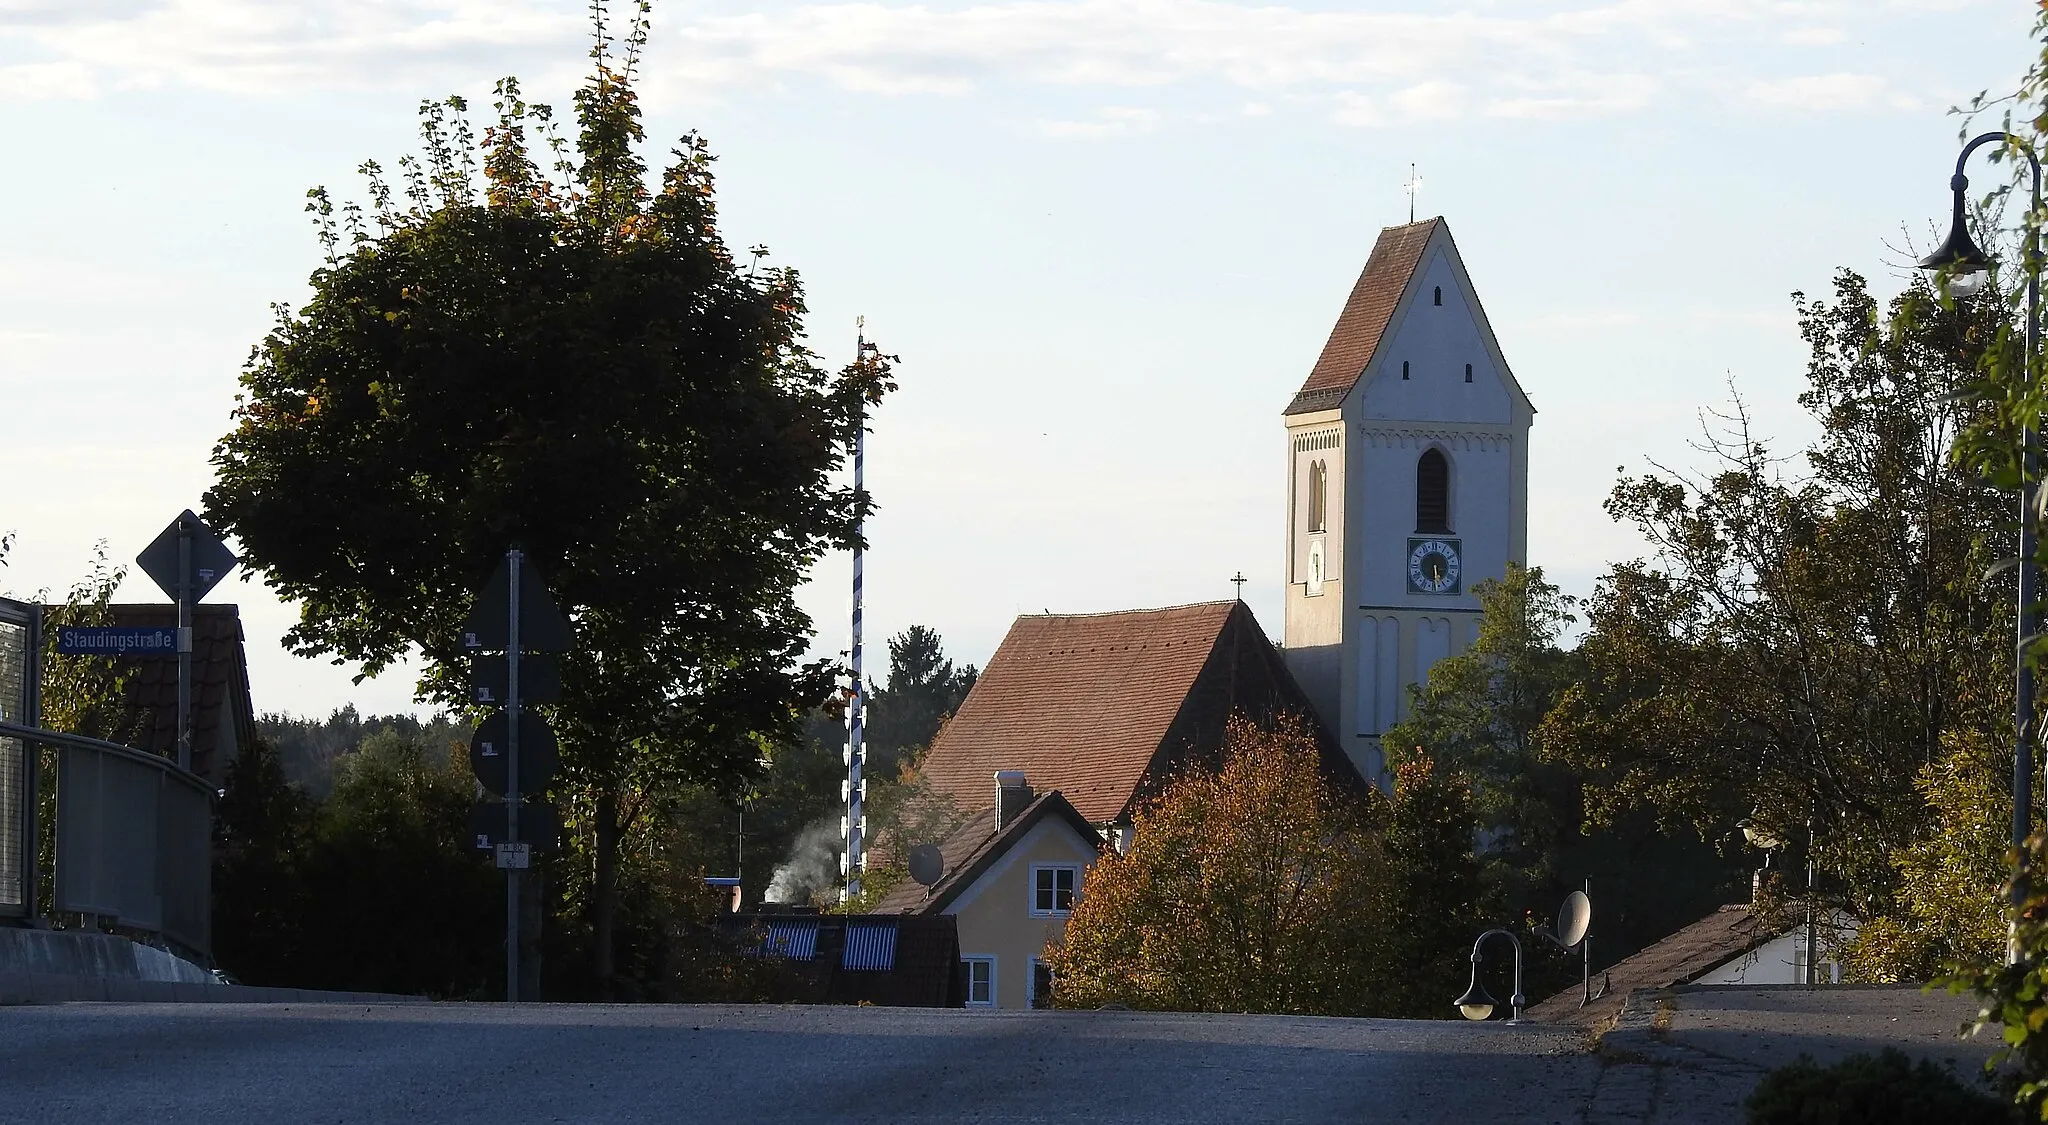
{"left": 0, "top": 0, "right": 1945, "bottom": 127}
{"left": 1780, "top": 26, "right": 1848, "bottom": 45}
{"left": 1035, "top": 105, "right": 1160, "bottom": 139}
{"left": 1744, "top": 72, "right": 1906, "bottom": 112}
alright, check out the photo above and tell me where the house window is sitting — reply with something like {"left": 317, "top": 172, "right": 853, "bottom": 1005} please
{"left": 1032, "top": 865, "right": 1079, "bottom": 914}
{"left": 1031, "top": 959, "right": 1054, "bottom": 1010}
{"left": 1433, "top": 286, "right": 1442, "bottom": 306}
{"left": 963, "top": 956, "right": 996, "bottom": 1007}
{"left": 1307, "top": 459, "right": 1327, "bottom": 533}
{"left": 1416, "top": 449, "right": 1450, "bottom": 533}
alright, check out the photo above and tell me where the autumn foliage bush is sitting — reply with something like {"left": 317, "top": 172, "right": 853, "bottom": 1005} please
{"left": 1046, "top": 716, "right": 1482, "bottom": 1017}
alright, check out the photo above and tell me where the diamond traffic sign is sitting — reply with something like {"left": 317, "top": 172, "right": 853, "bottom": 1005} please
{"left": 461, "top": 555, "right": 571, "bottom": 653}
{"left": 467, "top": 710, "right": 559, "bottom": 797}
{"left": 135, "top": 510, "right": 237, "bottom": 602}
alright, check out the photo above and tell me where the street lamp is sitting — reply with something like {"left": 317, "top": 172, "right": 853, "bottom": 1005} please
{"left": 1453, "top": 929, "right": 1527, "bottom": 1024}
{"left": 1920, "top": 133, "right": 2042, "bottom": 941}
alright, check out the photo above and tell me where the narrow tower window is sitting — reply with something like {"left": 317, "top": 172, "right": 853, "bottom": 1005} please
{"left": 1307, "top": 460, "right": 1327, "bottom": 533}
{"left": 1433, "top": 286, "right": 1442, "bottom": 306}
{"left": 1416, "top": 449, "right": 1450, "bottom": 532}
{"left": 1401, "top": 361, "right": 1410, "bottom": 380}
{"left": 1464, "top": 363, "right": 1473, "bottom": 383}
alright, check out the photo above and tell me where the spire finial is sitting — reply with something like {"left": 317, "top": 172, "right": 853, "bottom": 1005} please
{"left": 1404, "top": 163, "right": 1422, "bottom": 223}
{"left": 1231, "top": 571, "right": 1248, "bottom": 601}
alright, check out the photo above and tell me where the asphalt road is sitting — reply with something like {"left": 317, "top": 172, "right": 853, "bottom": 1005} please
{"left": 2, "top": 1002, "right": 1599, "bottom": 1123}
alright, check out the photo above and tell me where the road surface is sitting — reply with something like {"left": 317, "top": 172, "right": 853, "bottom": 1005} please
{"left": 3, "top": 1002, "right": 1599, "bottom": 1123}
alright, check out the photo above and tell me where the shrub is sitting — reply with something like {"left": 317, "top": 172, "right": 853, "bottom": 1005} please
{"left": 1744, "top": 1048, "right": 2008, "bottom": 1125}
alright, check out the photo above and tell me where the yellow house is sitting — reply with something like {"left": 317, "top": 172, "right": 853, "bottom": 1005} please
{"left": 872, "top": 778, "right": 1100, "bottom": 1010}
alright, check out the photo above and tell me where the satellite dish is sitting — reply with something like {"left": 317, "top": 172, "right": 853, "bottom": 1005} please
{"left": 908, "top": 844, "right": 944, "bottom": 889}
{"left": 1557, "top": 890, "right": 1592, "bottom": 950}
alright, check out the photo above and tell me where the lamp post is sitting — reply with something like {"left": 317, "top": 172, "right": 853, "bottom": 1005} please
{"left": 1920, "top": 133, "right": 2043, "bottom": 941}
{"left": 1453, "top": 929, "right": 1527, "bottom": 1024}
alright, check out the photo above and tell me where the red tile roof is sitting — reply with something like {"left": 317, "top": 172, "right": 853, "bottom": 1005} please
{"left": 917, "top": 601, "right": 1353, "bottom": 824}
{"left": 1286, "top": 218, "right": 1440, "bottom": 415}
{"left": 1528, "top": 904, "right": 1772, "bottom": 1025}
{"left": 104, "top": 604, "right": 254, "bottom": 786}
{"left": 870, "top": 790, "right": 1100, "bottom": 916}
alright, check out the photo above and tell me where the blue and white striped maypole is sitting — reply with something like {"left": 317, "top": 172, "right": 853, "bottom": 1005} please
{"left": 842, "top": 322, "right": 870, "bottom": 902}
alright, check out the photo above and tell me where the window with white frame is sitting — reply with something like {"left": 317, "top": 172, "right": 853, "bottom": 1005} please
{"left": 963, "top": 956, "right": 996, "bottom": 1007}
{"left": 1032, "top": 864, "right": 1079, "bottom": 914}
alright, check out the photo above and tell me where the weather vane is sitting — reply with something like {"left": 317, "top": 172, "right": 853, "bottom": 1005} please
{"left": 1405, "top": 163, "right": 1422, "bottom": 223}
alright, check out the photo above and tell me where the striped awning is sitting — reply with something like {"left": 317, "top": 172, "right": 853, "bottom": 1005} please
{"left": 841, "top": 920, "right": 898, "bottom": 971}
{"left": 760, "top": 919, "right": 819, "bottom": 961}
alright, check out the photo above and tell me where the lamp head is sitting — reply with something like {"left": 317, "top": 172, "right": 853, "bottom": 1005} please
{"left": 1920, "top": 171, "right": 1993, "bottom": 300}
{"left": 1454, "top": 970, "right": 1496, "bottom": 1021}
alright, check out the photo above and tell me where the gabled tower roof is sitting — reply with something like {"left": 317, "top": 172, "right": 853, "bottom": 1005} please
{"left": 1286, "top": 218, "right": 1440, "bottom": 415}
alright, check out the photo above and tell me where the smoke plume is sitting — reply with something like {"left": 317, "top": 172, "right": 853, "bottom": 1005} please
{"left": 765, "top": 818, "right": 841, "bottom": 904}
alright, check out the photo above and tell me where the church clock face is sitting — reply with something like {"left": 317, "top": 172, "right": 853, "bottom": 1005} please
{"left": 1407, "top": 538, "right": 1462, "bottom": 595}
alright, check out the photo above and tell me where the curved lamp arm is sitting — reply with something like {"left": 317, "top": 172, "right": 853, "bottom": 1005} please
{"left": 1453, "top": 928, "right": 1529, "bottom": 1024}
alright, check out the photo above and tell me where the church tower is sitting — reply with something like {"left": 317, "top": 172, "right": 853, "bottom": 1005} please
{"left": 1281, "top": 218, "right": 1533, "bottom": 787}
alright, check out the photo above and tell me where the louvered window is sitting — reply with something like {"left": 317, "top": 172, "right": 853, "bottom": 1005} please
{"left": 1307, "top": 460, "right": 1327, "bottom": 533}
{"left": 1416, "top": 449, "right": 1450, "bottom": 532}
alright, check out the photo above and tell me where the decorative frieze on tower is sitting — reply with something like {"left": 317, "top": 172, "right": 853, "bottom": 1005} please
{"left": 1281, "top": 218, "right": 1534, "bottom": 787}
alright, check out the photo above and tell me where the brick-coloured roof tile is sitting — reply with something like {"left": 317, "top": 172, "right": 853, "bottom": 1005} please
{"left": 918, "top": 603, "right": 1241, "bottom": 825}
{"left": 1286, "top": 218, "right": 1439, "bottom": 415}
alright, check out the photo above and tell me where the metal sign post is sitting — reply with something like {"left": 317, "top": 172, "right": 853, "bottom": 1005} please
{"left": 505, "top": 549, "right": 522, "bottom": 1003}
{"left": 463, "top": 549, "right": 570, "bottom": 1003}
{"left": 136, "top": 510, "right": 236, "bottom": 774}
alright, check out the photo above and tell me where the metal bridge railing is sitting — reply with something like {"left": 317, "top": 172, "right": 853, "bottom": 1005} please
{"left": 0, "top": 720, "right": 213, "bottom": 962}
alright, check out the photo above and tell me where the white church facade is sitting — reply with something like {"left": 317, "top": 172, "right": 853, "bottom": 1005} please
{"left": 1281, "top": 218, "right": 1534, "bottom": 787}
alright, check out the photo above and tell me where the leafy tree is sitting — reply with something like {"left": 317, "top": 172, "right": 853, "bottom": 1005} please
{"left": 214, "top": 725, "right": 500, "bottom": 996}
{"left": 863, "top": 624, "right": 977, "bottom": 776}
{"left": 202, "top": 7, "right": 891, "bottom": 992}
{"left": 1048, "top": 716, "right": 1481, "bottom": 1017}
{"left": 1542, "top": 269, "right": 2011, "bottom": 921}
{"left": 1387, "top": 565, "right": 1749, "bottom": 980}
{"left": 1377, "top": 753, "right": 1488, "bottom": 1018}
{"left": 1049, "top": 716, "right": 1386, "bottom": 1014}
{"left": 1385, "top": 566, "right": 1582, "bottom": 889}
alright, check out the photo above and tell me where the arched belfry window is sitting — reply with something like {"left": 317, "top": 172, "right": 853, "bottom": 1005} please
{"left": 1433, "top": 286, "right": 1442, "bottom": 306}
{"left": 1416, "top": 449, "right": 1450, "bottom": 532}
{"left": 1307, "top": 460, "right": 1327, "bottom": 533}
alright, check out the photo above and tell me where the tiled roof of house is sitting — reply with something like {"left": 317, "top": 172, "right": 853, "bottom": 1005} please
{"left": 105, "top": 604, "right": 254, "bottom": 787}
{"left": 870, "top": 790, "right": 1099, "bottom": 916}
{"left": 1285, "top": 218, "right": 1440, "bottom": 416}
{"left": 1528, "top": 904, "right": 1772, "bottom": 1025}
{"left": 917, "top": 601, "right": 1346, "bottom": 825}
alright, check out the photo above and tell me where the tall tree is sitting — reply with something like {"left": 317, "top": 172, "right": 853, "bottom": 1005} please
{"left": 204, "top": 6, "right": 893, "bottom": 991}
{"left": 1542, "top": 269, "right": 2010, "bottom": 917}
{"left": 863, "top": 624, "right": 977, "bottom": 775}
{"left": 1047, "top": 717, "right": 1482, "bottom": 1017}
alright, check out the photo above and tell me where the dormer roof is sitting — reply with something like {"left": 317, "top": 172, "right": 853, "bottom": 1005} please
{"left": 1285, "top": 218, "right": 1440, "bottom": 415}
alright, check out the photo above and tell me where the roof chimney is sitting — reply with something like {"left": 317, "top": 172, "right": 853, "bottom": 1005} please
{"left": 995, "top": 770, "right": 1031, "bottom": 828}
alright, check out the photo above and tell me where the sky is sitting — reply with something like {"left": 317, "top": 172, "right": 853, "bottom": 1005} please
{"left": 0, "top": 0, "right": 2039, "bottom": 719}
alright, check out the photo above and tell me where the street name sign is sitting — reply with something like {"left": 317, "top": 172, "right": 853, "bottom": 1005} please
{"left": 54, "top": 627, "right": 178, "bottom": 656}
